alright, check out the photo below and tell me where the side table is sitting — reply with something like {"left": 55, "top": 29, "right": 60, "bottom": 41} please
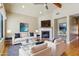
{"left": 5, "top": 37, "right": 12, "bottom": 45}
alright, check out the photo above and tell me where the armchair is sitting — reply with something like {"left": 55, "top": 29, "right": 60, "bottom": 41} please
{"left": 54, "top": 38, "right": 66, "bottom": 56}
{"left": 45, "top": 38, "right": 66, "bottom": 56}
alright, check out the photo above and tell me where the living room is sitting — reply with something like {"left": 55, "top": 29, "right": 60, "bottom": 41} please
{"left": 0, "top": 3, "right": 79, "bottom": 56}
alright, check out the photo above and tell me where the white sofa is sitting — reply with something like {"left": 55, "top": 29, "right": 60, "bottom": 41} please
{"left": 12, "top": 36, "right": 36, "bottom": 45}
{"left": 45, "top": 38, "right": 66, "bottom": 56}
{"left": 12, "top": 32, "right": 37, "bottom": 45}
{"left": 54, "top": 38, "right": 66, "bottom": 56}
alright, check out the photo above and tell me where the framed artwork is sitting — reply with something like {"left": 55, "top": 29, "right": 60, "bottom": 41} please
{"left": 20, "top": 23, "right": 29, "bottom": 32}
{"left": 0, "top": 13, "right": 3, "bottom": 39}
{"left": 58, "top": 22, "right": 67, "bottom": 35}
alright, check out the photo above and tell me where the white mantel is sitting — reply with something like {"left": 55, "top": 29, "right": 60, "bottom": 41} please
{"left": 39, "top": 28, "right": 53, "bottom": 41}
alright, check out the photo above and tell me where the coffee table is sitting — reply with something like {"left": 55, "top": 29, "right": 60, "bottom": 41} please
{"left": 19, "top": 39, "right": 36, "bottom": 56}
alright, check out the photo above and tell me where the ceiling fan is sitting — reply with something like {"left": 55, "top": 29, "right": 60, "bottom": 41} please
{"left": 44, "top": 3, "right": 48, "bottom": 9}
{"left": 34, "top": 3, "right": 62, "bottom": 10}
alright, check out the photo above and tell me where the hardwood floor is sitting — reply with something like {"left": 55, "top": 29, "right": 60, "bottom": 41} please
{"left": 63, "top": 37, "right": 79, "bottom": 56}
{"left": 2, "top": 37, "right": 79, "bottom": 56}
{"left": 2, "top": 40, "right": 11, "bottom": 56}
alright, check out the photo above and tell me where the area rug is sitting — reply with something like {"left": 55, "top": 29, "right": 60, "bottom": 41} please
{"left": 8, "top": 44, "right": 21, "bottom": 56}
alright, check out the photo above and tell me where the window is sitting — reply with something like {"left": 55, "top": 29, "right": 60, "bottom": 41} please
{"left": 0, "top": 13, "right": 3, "bottom": 39}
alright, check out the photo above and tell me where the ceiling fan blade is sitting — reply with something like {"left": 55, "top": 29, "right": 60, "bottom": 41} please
{"left": 53, "top": 3, "right": 62, "bottom": 8}
{"left": 45, "top": 3, "right": 48, "bottom": 9}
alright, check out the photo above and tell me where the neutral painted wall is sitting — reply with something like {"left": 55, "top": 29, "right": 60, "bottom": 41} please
{"left": 6, "top": 12, "right": 38, "bottom": 37}
{"left": 38, "top": 11, "right": 53, "bottom": 28}
{"left": 52, "top": 3, "right": 79, "bottom": 19}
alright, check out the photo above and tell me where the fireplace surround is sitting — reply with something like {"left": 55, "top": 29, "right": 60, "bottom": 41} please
{"left": 42, "top": 31, "right": 50, "bottom": 38}
{"left": 39, "top": 28, "right": 53, "bottom": 41}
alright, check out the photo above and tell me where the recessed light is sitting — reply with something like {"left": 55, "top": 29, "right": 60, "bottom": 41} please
{"left": 35, "top": 30, "right": 38, "bottom": 33}
{"left": 22, "top": 5, "right": 25, "bottom": 8}
{"left": 40, "top": 11, "right": 42, "bottom": 14}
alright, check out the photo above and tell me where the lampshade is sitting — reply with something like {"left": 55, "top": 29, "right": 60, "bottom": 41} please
{"left": 35, "top": 30, "right": 38, "bottom": 33}
{"left": 7, "top": 30, "right": 12, "bottom": 34}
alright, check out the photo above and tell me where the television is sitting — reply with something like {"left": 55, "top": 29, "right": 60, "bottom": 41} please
{"left": 59, "top": 23, "right": 67, "bottom": 34}
{"left": 0, "top": 13, "right": 3, "bottom": 39}
{"left": 41, "top": 20, "right": 51, "bottom": 27}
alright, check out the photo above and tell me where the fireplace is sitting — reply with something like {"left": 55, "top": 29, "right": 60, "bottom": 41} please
{"left": 42, "top": 31, "right": 50, "bottom": 38}
{"left": 39, "top": 28, "right": 53, "bottom": 41}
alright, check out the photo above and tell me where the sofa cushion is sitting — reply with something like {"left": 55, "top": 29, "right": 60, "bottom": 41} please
{"left": 32, "top": 43, "right": 47, "bottom": 53}
{"left": 15, "top": 33, "right": 20, "bottom": 38}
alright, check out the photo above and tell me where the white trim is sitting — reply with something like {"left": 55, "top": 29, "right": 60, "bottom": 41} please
{"left": 66, "top": 16, "right": 70, "bottom": 43}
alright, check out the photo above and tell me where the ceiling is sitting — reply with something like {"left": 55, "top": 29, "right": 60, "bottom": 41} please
{"left": 4, "top": 3, "right": 55, "bottom": 17}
